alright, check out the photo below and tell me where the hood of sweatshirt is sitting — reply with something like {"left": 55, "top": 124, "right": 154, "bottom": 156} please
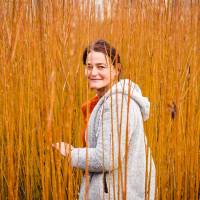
{"left": 104, "top": 79, "right": 150, "bottom": 121}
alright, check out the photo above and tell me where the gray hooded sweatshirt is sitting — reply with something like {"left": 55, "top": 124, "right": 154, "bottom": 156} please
{"left": 71, "top": 79, "right": 156, "bottom": 200}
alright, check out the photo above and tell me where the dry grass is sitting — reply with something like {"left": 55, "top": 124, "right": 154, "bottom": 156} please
{"left": 0, "top": 0, "right": 199, "bottom": 199}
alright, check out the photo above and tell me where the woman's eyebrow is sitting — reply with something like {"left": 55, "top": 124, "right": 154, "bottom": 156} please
{"left": 87, "top": 63, "right": 107, "bottom": 66}
{"left": 95, "top": 63, "right": 107, "bottom": 65}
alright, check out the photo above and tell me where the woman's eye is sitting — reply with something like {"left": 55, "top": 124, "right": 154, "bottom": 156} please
{"left": 97, "top": 66, "right": 106, "bottom": 70}
{"left": 87, "top": 65, "right": 93, "bottom": 70}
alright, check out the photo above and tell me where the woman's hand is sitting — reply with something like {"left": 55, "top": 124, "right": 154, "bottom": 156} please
{"left": 52, "top": 142, "right": 74, "bottom": 156}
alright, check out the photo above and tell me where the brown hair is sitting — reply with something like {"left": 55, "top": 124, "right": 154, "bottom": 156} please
{"left": 82, "top": 39, "right": 122, "bottom": 80}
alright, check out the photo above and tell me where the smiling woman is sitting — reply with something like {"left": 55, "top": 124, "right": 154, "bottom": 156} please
{"left": 85, "top": 50, "right": 116, "bottom": 96}
{"left": 53, "top": 39, "right": 156, "bottom": 200}
{"left": 83, "top": 40, "right": 122, "bottom": 97}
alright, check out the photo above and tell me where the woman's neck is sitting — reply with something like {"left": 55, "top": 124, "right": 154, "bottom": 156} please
{"left": 96, "top": 80, "right": 118, "bottom": 98}
{"left": 96, "top": 87, "right": 107, "bottom": 98}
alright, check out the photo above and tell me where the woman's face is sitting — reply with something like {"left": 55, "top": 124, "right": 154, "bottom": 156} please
{"left": 85, "top": 51, "right": 118, "bottom": 95}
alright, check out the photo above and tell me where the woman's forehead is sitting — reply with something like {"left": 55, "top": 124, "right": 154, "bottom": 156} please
{"left": 87, "top": 51, "right": 109, "bottom": 64}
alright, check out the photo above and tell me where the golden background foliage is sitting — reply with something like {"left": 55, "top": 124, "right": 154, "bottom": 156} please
{"left": 0, "top": 0, "right": 199, "bottom": 199}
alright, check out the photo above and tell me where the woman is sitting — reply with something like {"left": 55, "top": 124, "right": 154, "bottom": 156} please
{"left": 53, "top": 39, "right": 156, "bottom": 200}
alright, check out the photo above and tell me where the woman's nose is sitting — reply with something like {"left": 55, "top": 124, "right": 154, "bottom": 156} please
{"left": 90, "top": 66, "right": 98, "bottom": 76}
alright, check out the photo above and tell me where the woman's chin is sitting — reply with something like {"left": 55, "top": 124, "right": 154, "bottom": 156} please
{"left": 89, "top": 82, "right": 102, "bottom": 89}
{"left": 89, "top": 85, "right": 101, "bottom": 90}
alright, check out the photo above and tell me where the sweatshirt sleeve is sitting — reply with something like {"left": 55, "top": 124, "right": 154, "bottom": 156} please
{"left": 71, "top": 95, "right": 140, "bottom": 172}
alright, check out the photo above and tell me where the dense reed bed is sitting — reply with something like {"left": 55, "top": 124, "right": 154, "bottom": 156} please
{"left": 0, "top": 0, "right": 199, "bottom": 199}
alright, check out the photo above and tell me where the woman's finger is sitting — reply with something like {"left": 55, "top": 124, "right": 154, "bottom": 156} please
{"left": 52, "top": 142, "right": 67, "bottom": 156}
